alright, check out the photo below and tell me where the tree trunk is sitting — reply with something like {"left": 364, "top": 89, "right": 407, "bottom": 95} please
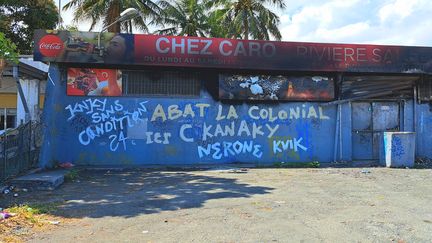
{"left": 244, "top": 18, "right": 249, "bottom": 40}
{"left": 107, "top": 1, "right": 121, "bottom": 32}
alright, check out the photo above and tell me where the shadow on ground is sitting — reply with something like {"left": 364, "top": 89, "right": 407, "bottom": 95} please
{"left": 1, "top": 169, "right": 273, "bottom": 219}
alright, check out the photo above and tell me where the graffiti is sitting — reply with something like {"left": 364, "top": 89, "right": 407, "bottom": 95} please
{"left": 248, "top": 105, "right": 330, "bottom": 121}
{"left": 219, "top": 75, "right": 334, "bottom": 101}
{"left": 65, "top": 99, "right": 330, "bottom": 161}
{"left": 197, "top": 140, "right": 263, "bottom": 159}
{"left": 65, "top": 98, "right": 107, "bottom": 121}
{"left": 69, "top": 114, "right": 91, "bottom": 132}
{"left": 151, "top": 103, "right": 210, "bottom": 122}
{"left": 199, "top": 121, "right": 279, "bottom": 141}
{"left": 392, "top": 136, "right": 405, "bottom": 159}
{"left": 272, "top": 137, "right": 308, "bottom": 154}
{"left": 66, "top": 98, "right": 149, "bottom": 151}
{"left": 145, "top": 132, "right": 171, "bottom": 144}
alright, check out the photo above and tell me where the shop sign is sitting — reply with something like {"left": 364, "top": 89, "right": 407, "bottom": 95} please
{"left": 34, "top": 30, "right": 432, "bottom": 74}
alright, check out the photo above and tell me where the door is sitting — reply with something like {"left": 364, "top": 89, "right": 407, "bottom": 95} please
{"left": 352, "top": 102, "right": 400, "bottom": 160}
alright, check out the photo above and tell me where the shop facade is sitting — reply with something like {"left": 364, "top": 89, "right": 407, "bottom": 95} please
{"left": 34, "top": 30, "right": 432, "bottom": 167}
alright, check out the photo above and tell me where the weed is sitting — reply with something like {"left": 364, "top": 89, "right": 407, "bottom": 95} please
{"left": 26, "top": 202, "right": 61, "bottom": 214}
{"left": 64, "top": 169, "right": 80, "bottom": 181}
{"left": 6, "top": 203, "right": 61, "bottom": 222}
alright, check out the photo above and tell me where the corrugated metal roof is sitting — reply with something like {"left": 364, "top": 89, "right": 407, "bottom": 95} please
{"left": 1, "top": 56, "right": 48, "bottom": 80}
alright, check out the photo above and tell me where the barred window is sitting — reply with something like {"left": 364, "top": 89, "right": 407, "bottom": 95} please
{"left": 123, "top": 70, "right": 201, "bottom": 97}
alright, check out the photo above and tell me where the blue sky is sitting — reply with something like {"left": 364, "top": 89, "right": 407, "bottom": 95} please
{"left": 56, "top": 0, "right": 432, "bottom": 46}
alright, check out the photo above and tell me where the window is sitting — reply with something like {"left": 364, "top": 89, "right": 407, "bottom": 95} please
{"left": 123, "top": 70, "right": 201, "bottom": 97}
{"left": 418, "top": 77, "right": 432, "bottom": 103}
{"left": 0, "top": 109, "right": 16, "bottom": 130}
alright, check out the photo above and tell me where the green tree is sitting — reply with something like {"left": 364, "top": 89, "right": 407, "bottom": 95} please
{"left": 0, "top": 32, "right": 19, "bottom": 64}
{"left": 63, "top": 0, "right": 161, "bottom": 33}
{"left": 211, "top": 0, "right": 285, "bottom": 40}
{"left": 156, "top": 0, "right": 211, "bottom": 37}
{"left": 0, "top": 0, "right": 58, "bottom": 54}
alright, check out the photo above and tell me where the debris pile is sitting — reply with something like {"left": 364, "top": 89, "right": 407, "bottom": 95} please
{"left": 2, "top": 185, "right": 29, "bottom": 198}
{"left": 0, "top": 204, "right": 63, "bottom": 242}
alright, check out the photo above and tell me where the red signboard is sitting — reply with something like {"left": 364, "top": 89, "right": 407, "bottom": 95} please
{"left": 34, "top": 30, "right": 432, "bottom": 74}
{"left": 38, "top": 34, "right": 64, "bottom": 57}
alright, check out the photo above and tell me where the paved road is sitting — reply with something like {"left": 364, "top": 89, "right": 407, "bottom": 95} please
{"left": 12, "top": 168, "right": 432, "bottom": 242}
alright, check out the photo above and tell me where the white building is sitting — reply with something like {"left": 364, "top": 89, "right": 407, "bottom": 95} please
{"left": 0, "top": 56, "right": 48, "bottom": 130}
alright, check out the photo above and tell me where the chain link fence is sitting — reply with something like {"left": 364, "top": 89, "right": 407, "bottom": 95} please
{"left": 0, "top": 121, "right": 42, "bottom": 182}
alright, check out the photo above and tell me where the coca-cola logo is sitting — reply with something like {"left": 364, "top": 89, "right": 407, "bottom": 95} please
{"left": 39, "top": 35, "right": 64, "bottom": 57}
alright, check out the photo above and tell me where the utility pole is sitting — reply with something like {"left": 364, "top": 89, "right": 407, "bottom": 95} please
{"left": 58, "top": 0, "right": 62, "bottom": 29}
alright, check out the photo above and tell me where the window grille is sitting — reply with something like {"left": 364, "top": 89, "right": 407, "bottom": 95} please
{"left": 123, "top": 70, "right": 200, "bottom": 96}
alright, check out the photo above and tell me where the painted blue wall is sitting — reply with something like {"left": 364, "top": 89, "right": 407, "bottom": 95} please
{"left": 39, "top": 65, "right": 338, "bottom": 167}
{"left": 39, "top": 65, "right": 431, "bottom": 167}
{"left": 416, "top": 103, "right": 432, "bottom": 158}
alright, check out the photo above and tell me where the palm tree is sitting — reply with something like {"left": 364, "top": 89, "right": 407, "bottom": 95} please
{"left": 155, "top": 0, "right": 211, "bottom": 37}
{"left": 63, "top": 0, "right": 161, "bottom": 33}
{"left": 211, "top": 0, "right": 285, "bottom": 40}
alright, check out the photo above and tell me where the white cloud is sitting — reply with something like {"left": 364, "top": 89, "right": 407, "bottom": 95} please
{"left": 280, "top": 0, "right": 432, "bottom": 46}
{"left": 378, "top": 0, "right": 417, "bottom": 23}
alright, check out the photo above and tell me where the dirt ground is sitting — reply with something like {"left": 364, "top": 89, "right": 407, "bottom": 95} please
{"left": 2, "top": 167, "right": 432, "bottom": 242}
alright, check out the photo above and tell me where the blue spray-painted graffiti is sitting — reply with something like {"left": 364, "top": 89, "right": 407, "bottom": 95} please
{"left": 391, "top": 136, "right": 405, "bottom": 159}
{"left": 65, "top": 98, "right": 149, "bottom": 151}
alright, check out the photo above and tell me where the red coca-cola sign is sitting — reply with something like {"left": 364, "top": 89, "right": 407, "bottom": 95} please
{"left": 38, "top": 35, "right": 64, "bottom": 57}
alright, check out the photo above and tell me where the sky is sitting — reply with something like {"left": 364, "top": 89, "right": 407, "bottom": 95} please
{"left": 56, "top": 0, "right": 432, "bottom": 46}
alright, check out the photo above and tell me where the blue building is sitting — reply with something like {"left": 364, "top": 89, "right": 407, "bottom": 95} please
{"left": 34, "top": 30, "right": 432, "bottom": 167}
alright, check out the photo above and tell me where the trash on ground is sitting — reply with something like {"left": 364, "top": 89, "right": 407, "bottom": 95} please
{"left": 229, "top": 168, "right": 249, "bottom": 173}
{"left": 0, "top": 212, "right": 14, "bottom": 220}
{"left": 59, "top": 162, "right": 75, "bottom": 168}
{"left": 142, "top": 230, "right": 149, "bottom": 234}
{"left": 13, "top": 193, "right": 19, "bottom": 197}
{"left": 49, "top": 220, "right": 60, "bottom": 225}
{"left": 361, "top": 169, "right": 371, "bottom": 174}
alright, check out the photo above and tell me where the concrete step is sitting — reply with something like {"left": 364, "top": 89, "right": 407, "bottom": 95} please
{"left": 10, "top": 170, "right": 67, "bottom": 191}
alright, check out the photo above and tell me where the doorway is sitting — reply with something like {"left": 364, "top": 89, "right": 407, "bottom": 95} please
{"left": 351, "top": 101, "right": 400, "bottom": 160}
